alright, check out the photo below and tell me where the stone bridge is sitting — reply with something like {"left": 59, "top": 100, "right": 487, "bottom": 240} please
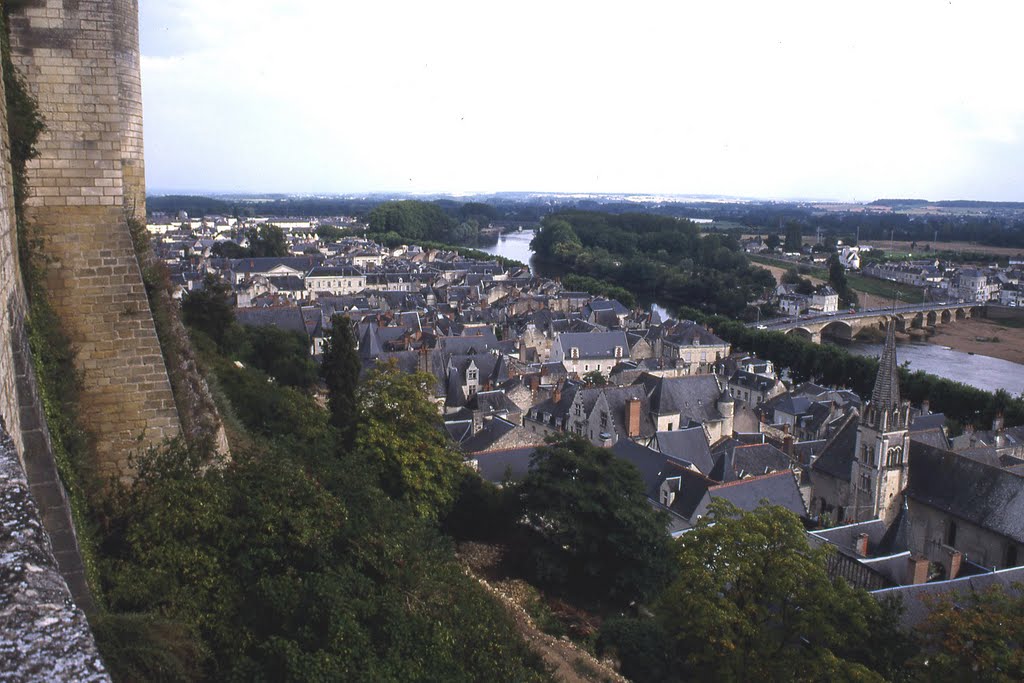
{"left": 752, "top": 302, "right": 984, "bottom": 343}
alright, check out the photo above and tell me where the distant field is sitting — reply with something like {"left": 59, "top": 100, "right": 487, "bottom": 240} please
{"left": 862, "top": 240, "right": 1024, "bottom": 259}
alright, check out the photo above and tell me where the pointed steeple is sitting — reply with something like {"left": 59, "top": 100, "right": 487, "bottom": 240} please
{"left": 866, "top": 319, "right": 906, "bottom": 432}
{"left": 871, "top": 320, "right": 901, "bottom": 411}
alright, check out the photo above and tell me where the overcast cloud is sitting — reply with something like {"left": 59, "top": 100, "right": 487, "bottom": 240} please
{"left": 140, "top": 1, "right": 1024, "bottom": 201}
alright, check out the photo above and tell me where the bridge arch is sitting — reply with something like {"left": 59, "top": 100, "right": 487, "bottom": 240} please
{"left": 910, "top": 312, "right": 924, "bottom": 328}
{"left": 926, "top": 311, "right": 937, "bottom": 326}
{"left": 820, "top": 320, "right": 854, "bottom": 342}
{"left": 955, "top": 308, "right": 967, "bottom": 321}
{"left": 941, "top": 310, "right": 952, "bottom": 324}
{"left": 786, "top": 327, "right": 814, "bottom": 342}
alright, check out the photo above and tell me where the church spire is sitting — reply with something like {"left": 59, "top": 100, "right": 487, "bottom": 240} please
{"left": 867, "top": 319, "right": 905, "bottom": 431}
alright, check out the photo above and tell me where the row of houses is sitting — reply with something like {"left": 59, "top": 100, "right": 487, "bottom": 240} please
{"left": 155, "top": 214, "right": 1024, "bottom": 619}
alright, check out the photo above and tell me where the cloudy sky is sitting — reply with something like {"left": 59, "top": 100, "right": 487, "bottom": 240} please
{"left": 141, "top": 1, "right": 1024, "bottom": 201}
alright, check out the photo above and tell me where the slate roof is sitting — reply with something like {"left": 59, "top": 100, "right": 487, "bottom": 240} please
{"left": 873, "top": 566, "right": 1024, "bottom": 629}
{"left": 906, "top": 442, "right": 1024, "bottom": 544}
{"left": 910, "top": 428, "right": 951, "bottom": 451}
{"left": 471, "top": 447, "right": 537, "bottom": 483}
{"left": 705, "top": 470, "right": 807, "bottom": 519}
{"left": 235, "top": 306, "right": 308, "bottom": 335}
{"left": 609, "top": 439, "right": 689, "bottom": 499}
{"left": 710, "top": 442, "right": 792, "bottom": 482}
{"left": 810, "top": 410, "right": 860, "bottom": 482}
{"left": 729, "top": 370, "right": 781, "bottom": 394}
{"left": 653, "top": 427, "right": 715, "bottom": 476}
{"left": 910, "top": 412, "right": 947, "bottom": 432}
{"left": 557, "top": 330, "right": 629, "bottom": 359}
{"left": 230, "top": 255, "right": 324, "bottom": 274}
{"left": 307, "top": 265, "right": 364, "bottom": 278}
{"left": 461, "top": 417, "right": 520, "bottom": 454}
{"left": 634, "top": 373, "right": 725, "bottom": 425}
{"left": 662, "top": 320, "right": 727, "bottom": 347}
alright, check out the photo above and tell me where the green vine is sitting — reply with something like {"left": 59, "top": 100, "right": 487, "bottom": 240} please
{"left": 2, "top": 1, "right": 103, "bottom": 602}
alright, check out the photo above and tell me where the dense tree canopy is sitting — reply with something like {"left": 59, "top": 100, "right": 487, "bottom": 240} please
{"left": 320, "top": 315, "right": 361, "bottom": 445}
{"left": 654, "top": 500, "right": 910, "bottom": 681}
{"left": 530, "top": 211, "right": 775, "bottom": 317}
{"left": 519, "top": 435, "right": 677, "bottom": 605}
{"left": 354, "top": 361, "right": 463, "bottom": 520}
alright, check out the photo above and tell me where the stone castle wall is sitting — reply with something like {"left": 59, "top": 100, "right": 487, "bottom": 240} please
{"left": 7, "top": 0, "right": 180, "bottom": 483}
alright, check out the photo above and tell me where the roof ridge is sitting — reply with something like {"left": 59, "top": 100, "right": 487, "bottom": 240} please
{"left": 709, "top": 469, "right": 791, "bottom": 489}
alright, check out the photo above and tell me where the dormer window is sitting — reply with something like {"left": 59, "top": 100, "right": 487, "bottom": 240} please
{"left": 570, "top": 347, "right": 579, "bottom": 359}
{"left": 614, "top": 346, "right": 623, "bottom": 359}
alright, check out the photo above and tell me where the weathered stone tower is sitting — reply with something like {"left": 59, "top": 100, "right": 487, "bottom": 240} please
{"left": 850, "top": 320, "right": 911, "bottom": 524}
{"left": 7, "top": 0, "right": 180, "bottom": 483}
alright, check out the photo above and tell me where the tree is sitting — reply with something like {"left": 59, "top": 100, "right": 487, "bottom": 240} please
{"left": 765, "top": 232, "right": 781, "bottom": 251}
{"left": 655, "top": 500, "right": 910, "bottom": 681}
{"left": 908, "top": 584, "right": 1024, "bottom": 681}
{"left": 518, "top": 435, "right": 677, "bottom": 605}
{"left": 245, "top": 224, "right": 289, "bottom": 257}
{"left": 241, "top": 325, "right": 317, "bottom": 389}
{"left": 582, "top": 370, "right": 608, "bottom": 387}
{"left": 320, "top": 315, "right": 361, "bottom": 443}
{"left": 784, "top": 222, "right": 804, "bottom": 252}
{"left": 354, "top": 361, "right": 462, "bottom": 520}
{"left": 181, "top": 274, "right": 235, "bottom": 347}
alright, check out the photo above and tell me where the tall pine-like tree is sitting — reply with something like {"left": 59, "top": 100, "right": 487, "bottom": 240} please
{"left": 320, "top": 315, "right": 361, "bottom": 444}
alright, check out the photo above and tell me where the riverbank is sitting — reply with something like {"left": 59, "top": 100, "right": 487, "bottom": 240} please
{"left": 924, "top": 317, "right": 1024, "bottom": 366}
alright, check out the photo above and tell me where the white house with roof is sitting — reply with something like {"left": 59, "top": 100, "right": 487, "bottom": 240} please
{"left": 550, "top": 330, "right": 630, "bottom": 377}
{"left": 304, "top": 265, "right": 366, "bottom": 299}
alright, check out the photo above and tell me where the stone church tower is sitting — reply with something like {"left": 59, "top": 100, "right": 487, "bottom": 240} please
{"left": 850, "top": 320, "right": 912, "bottom": 524}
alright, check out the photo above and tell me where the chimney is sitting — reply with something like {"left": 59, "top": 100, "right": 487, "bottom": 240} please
{"left": 782, "top": 423, "right": 790, "bottom": 435}
{"left": 553, "top": 381, "right": 562, "bottom": 405}
{"left": 922, "top": 399, "right": 930, "bottom": 414}
{"left": 947, "top": 549, "right": 962, "bottom": 580}
{"left": 784, "top": 435, "right": 794, "bottom": 457}
{"left": 854, "top": 533, "right": 869, "bottom": 557}
{"left": 907, "top": 555, "right": 930, "bottom": 585}
{"left": 626, "top": 398, "right": 642, "bottom": 438}
{"left": 993, "top": 412, "right": 1005, "bottom": 434}
{"left": 529, "top": 375, "right": 539, "bottom": 395}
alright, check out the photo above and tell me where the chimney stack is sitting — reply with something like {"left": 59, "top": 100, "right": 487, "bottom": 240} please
{"left": 947, "top": 549, "right": 963, "bottom": 580}
{"left": 553, "top": 381, "right": 562, "bottom": 405}
{"left": 626, "top": 398, "right": 642, "bottom": 438}
{"left": 907, "top": 555, "right": 930, "bottom": 585}
{"left": 994, "top": 412, "right": 1005, "bottom": 434}
{"left": 922, "top": 399, "right": 930, "bottom": 414}
{"left": 854, "top": 532, "right": 869, "bottom": 557}
{"left": 784, "top": 435, "right": 795, "bottom": 458}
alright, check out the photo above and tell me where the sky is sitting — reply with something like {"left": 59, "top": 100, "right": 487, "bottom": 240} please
{"left": 141, "top": 1, "right": 1024, "bottom": 201}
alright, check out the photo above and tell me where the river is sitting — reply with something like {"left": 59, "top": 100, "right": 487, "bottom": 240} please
{"left": 479, "top": 231, "right": 672, "bottom": 320}
{"left": 847, "top": 341, "right": 1024, "bottom": 396}
{"left": 478, "top": 231, "right": 1024, "bottom": 393}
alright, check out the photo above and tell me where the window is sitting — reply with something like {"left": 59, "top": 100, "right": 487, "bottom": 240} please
{"left": 860, "top": 473, "right": 871, "bottom": 491}
{"left": 467, "top": 369, "right": 477, "bottom": 381}
{"left": 614, "top": 346, "right": 623, "bottom": 359}
{"left": 947, "top": 521, "right": 957, "bottom": 546}
{"left": 584, "top": 365, "right": 589, "bottom": 372}
{"left": 570, "top": 347, "right": 579, "bottom": 359}
{"left": 886, "top": 445, "right": 903, "bottom": 467}
{"left": 668, "top": 422, "right": 674, "bottom": 431}
{"left": 1006, "top": 544, "right": 1019, "bottom": 568}
{"left": 600, "top": 411, "right": 609, "bottom": 430}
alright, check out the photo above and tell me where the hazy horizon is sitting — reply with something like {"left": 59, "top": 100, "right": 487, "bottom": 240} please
{"left": 141, "top": 1, "right": 1024, "bottom": 202}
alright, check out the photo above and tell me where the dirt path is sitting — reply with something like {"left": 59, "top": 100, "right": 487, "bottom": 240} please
{"left": 459, "top": 543, "right": 627, "bottom": 683}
